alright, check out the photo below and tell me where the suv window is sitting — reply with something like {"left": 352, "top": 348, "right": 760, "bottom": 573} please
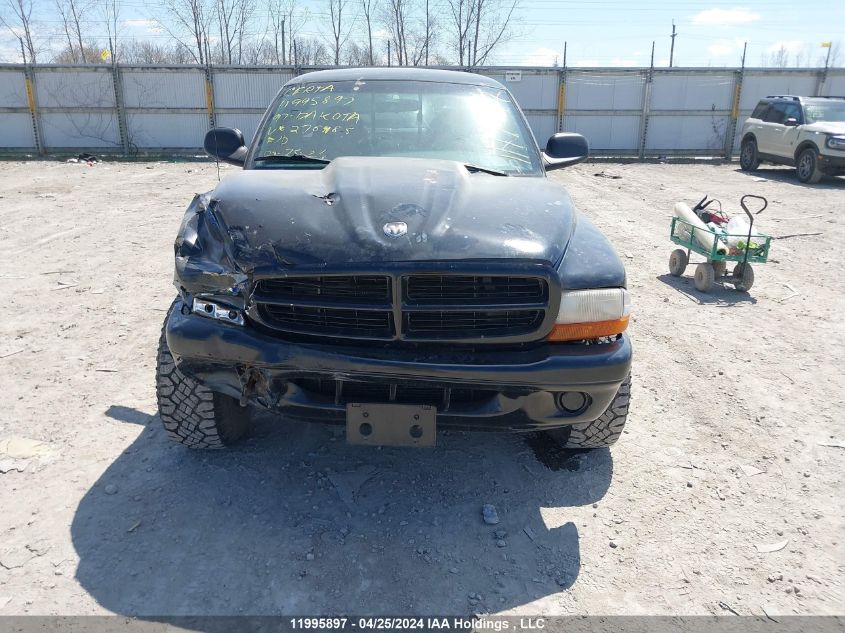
{"left": 764, "top": 103, "right": 789, "bottom": 124}
{"left": 751, "top": 102, "right": 769, "bottom": 120}
{"left": 762, "top": 102, "right": 802, "bottom": 125}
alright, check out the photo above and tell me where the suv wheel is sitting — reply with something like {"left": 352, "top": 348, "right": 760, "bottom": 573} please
{"left": 796, "top": 148, "right": 824, "bottom": 184}
{"left": 156, "top": 300, "right": 251, "bottom": 448}
{"left": 740, "top": 138, "right": 760, "bottom": 171}
{"left": 547, "top": 374, "right": 631, "bottom": 449}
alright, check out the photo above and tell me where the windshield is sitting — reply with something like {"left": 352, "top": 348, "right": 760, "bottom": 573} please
{"left": 251, "top": 79, "right": 542, "bottom": 175}
{"left": 803, "top": 100, "right": 845, "bottom": 124}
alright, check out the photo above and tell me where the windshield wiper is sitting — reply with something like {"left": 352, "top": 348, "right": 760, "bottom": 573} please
{"left": 463, "top": 163, "right": 509, "bottom": 176}
{"left": 253, "top": 154, "right": 331, "bottom": 165}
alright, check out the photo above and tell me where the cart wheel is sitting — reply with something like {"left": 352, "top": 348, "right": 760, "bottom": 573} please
{"left": 669, "top": 249, "right": 688, "bottom": 277}
{"left": 733, "top": 263, "right": 755, "bottom": 292}
{"left": 712, "top": 261, "right": 727, "bottom": 278}
{"left": 694, "top": 263, "right": 715, "bottom": 292}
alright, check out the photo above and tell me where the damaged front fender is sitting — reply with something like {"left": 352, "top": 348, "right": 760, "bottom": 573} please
{"left": 174, "top": 192, "right": 250, "bottom": 306}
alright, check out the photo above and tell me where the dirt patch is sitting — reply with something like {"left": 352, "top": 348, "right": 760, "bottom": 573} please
{"left": 0, "top": 160, "right": 842, "bottom": 616}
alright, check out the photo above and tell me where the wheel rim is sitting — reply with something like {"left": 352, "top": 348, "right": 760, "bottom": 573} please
{"left": 798, "top": 153, "right": 812, "bottom": 179}
{"left": 741, "top": 143, "right": 753, "bottom": 165}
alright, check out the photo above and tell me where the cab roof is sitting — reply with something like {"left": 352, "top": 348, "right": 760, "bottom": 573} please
{"left": 283, "top": 67, "right": 506, "bottom": 90}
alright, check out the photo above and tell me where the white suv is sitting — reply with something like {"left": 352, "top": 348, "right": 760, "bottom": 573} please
{"left": 739, "top": 95, "right": 845, "bottom": 183}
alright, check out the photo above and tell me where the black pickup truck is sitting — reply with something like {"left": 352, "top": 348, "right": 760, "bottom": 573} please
{"left": 158, "top": 68, "right": 632, "bottom": 450}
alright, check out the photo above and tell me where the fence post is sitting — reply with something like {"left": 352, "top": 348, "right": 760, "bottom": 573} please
{"left": 22, "top": 64, "right": 44, "bottom": 155}
{"left": 637, "top": 67, "right": 654, "bottom": 159}
{"left": 556, "top": 67, "right": 567, "bottom": 133}
{"left": 815, "top": 68, "right": 828, "bottom": 96}
{"left": 724, "top": 68, "right": 744, "bottom": 159}
{"left": 111, "top": 63, "right": 130, "bottom": 156}
{"left": 204, "top": 64, "right": 216, "bottom": 129}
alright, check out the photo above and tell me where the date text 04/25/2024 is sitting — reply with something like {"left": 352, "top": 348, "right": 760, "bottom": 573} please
{"left": 289, "top": 617, "right": 548, "bottom": 631}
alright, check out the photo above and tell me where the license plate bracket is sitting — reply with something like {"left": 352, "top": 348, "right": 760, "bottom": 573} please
{"left": 346, "top": 403, "right": 436, "bottom": 447}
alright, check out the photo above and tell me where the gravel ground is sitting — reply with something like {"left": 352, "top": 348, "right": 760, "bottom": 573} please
{"left": 0, "top": 159, "right": 842, "bottom": 617}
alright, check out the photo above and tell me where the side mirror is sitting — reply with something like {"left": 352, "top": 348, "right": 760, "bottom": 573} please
{"left": 543, "top": 133, "right": 589, "bottom": 170}
{"left": 204, "top": 127, "right": 247, "bottom": 166}
{"left": 784, "top": 117, "right": 799, "bottom": 127}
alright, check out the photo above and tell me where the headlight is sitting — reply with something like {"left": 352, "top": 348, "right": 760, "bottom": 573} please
{"left": 827, "top": 136, "right": 845, "bottom": 150}
{"left": 548, "top": 288, "right": 630, "bottom": 342}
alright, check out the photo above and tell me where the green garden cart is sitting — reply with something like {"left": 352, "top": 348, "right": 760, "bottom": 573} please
{"left": 668, "top": 194, "right": 771, "bottom": 293}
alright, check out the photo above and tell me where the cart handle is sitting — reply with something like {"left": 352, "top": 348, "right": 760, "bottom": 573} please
{"left": 739, "top": 194, "right": 767, "bottom": 266}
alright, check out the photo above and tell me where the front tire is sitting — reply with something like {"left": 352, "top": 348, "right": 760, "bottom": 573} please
{"left": 796, "top": 148, "right": 824, "bottom": 184}
{"left": 733, "top": 262, "right": 755, "bottom": 292}
{"left": 156, "top": 301, "right": 250, "bottom": 448}
{"left": 740, "top": 138, "right": 760, "bottom": 171}
{"left": 547, "top": 375, "right": 631, "bottom": 449}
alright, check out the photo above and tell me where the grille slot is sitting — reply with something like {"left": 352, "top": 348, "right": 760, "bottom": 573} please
{"left": 294, "top": 378, "right": 497, "bottom": 407}
{"left": 256, "top": 275, "right": 390, "bottom": 302}
{"left": 258, "top": 305, "right": 393, "bottom": 338}
{"left": 405, "top": 310, "right": 543, "bottom": 337}
{"left": 406, "top": 275, "right": 547, "bottom": 305}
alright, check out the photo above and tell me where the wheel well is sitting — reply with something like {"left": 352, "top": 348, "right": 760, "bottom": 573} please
{"left": 794, "top": 141, "right": 819, "bottom": 162}
{"left": 741, "top": 133, "right": 756, "bottom": 145}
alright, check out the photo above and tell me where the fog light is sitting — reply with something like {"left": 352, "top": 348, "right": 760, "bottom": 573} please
{"left": 192, "top": 298, "right": 244, "bottom": 326}
{"left": 555, "top": 391, "right": 590, "bottom": 415}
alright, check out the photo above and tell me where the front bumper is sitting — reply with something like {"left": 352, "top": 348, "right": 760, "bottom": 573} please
{"left": 165, "top": 300, "right": 632, "bottom": 431}
{"left": 818, "top": 152, "right": 845, "bottom": 174}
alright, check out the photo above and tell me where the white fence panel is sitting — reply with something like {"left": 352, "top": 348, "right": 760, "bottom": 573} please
{"left": 122, "top": 69, "right": 205, "bottom": 109}
{"left": 0, "top": 113, "right": 35, "bottom": 147}
{"left": 35, "top": 69, "right": 114, "bottom": 108}
{"left": 651, "top": 73, "right": 734, "bottom": 110}
{"left": 739, "top": 72, "right": 819, "bottom": 110}
{"left": 0, "top": 69, "right": 27, "bottom": 107}
{"left": 128, "top": 112, "right": 210, "bottom": 148}
{"left": 646, "top": 115, "right": 728, "bottom": 152}
{"left": 40, "top": 112, "right": 119, "bottom": 147}
{"left": 565, "top": 114, "right": 640, "bottom": 151}
{"left": 215, "top": 113, "right": 261, "bottom": 145}
{"left": 213, "top": 70, "right": 294, "bottom": 108}
{"left": 524, "top": 113, "right": 556, "bottom": 145}
{"left": 566, "top": 72, "right": 644, "bottom": 110}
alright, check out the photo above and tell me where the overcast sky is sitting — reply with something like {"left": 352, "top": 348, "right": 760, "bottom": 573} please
{"left": 1, "top": 0, "right": 842, "bottom": 66}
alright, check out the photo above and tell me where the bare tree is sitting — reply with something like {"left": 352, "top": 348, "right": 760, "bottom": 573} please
{"left": 361, "top": 0, "right": 376, "bottom": 64}
{"left": 444, "top": 0, "right": 473, "bottom": 66}
{"left": 54, "top": 0, "right": 92, "bottom": 62}
{"left": 467, "top": 0, "right": 517, "bottom": 66}
{"left": 770, "top": 45, "right": 789, "bottom": 68}
{"left": 284, "top": 0, "right": 308, "bottom": 65}
{"left": 266, "top": 0, "right": 287, "bottom": 63}
{"left": 0, "top": 0, "right": 38, "bottom": 63}
{"left": 327, "top": 0, "right": 352, "bottom": 66}
{"left": 101, "top": 0, "right": 120, "bottom": 60}
{"left": 444, "top": 0, "right": 516, "bottom": 66}
{"left": 160, "top": 0, "right": 212, "bottom": 64}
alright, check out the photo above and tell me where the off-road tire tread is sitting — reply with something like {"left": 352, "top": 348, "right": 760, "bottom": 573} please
{"left": 559, "top": 375, "right": 631, "bottom": 449}
{"left": 156, "top": 301, "right": 248, "bottom": 449}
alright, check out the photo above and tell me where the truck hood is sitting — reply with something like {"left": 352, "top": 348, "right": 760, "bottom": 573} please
{"left": 803, "top": 121, "right": 845, "bottom": 135}
{"left": 208, "top": 157, "right": 575, "bottom": 271}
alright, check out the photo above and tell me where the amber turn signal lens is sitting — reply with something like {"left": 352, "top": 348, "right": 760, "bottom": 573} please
{"left": 547, "top": 316, "right": 629, "bottom": 342}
